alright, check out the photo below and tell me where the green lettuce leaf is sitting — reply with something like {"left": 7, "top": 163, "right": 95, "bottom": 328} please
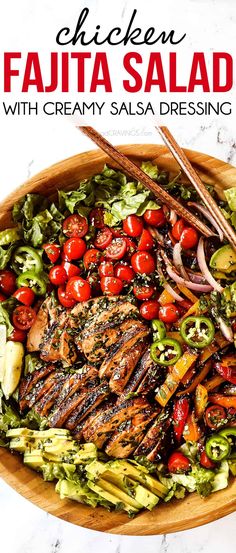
{"left": 0, "top": 228, "right": 21, "bottom": 246}
{"left": 141, "top": 161, "right": 159, "bottom": 180}
{"left": 0, "top": 304, "right": 14, "bottom": 337}
{"left": 224, "top": 188, "right": 236, "bottom": 211}
{"left": 0, "top": 244, "right": 15, "bottom": 270}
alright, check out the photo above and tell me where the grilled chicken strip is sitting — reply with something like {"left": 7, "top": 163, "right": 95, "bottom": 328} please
{"left": 69, "top": 296, "right": 122, "bottom": 331}
{"left": 72, "top": 399, "right": 115, "bottom": 442}
{"left": 109, "top": 333, "right": 149, "bottom": 395}
{"left": 65, "top": 382, "right": 110, "bottom": 430}
{"left": 34, "top": 373, "right": 66, "bottom": 416}
{"left": 20, "top": 370, "right": 61, "bottom": 411}
{"left": 105, "top": 406, "right": 157, "bottom": 458}
{"left": 117, "top": 348, "right": 153, "bottom": 402}
{"left": 134, "top": 410, "right": 170, "bottom": 461}
{"left": 19, "top": 364, "right": 55, "bottom": 411}
{"left": 27, "top": 297, "right": 61, "bottom": 352}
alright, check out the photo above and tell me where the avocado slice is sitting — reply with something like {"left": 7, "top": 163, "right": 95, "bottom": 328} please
{"left": 102, "top": 471, "right": 159, "bottom": 510}
{"left": 6, "top": 428, "right": 33, "bottom": 439}
{"left": 88, "top": 480, "right": 140, "bottom": 514}
{"left": 109, "top": 460, "right": 167, "bottom": 498}
{"left": 97, "top": 478, "right": 142, "bottom": 511}
{"left": 73, "top": 443, "right": 97, "bottom": 465}
{"left": 210, "top": 245, "right": 236, "bottom": 273}
{"left": 212, "top": 271, "right": 236, "bottom": 281}
{"left": 9, "top": 436, "right": 30, "bottom": 453}
{"left": 56, "top": 479, "right": 99, "bottom": 507}
{"left": 24, "top": 449, "right": 44, "bottom": 469}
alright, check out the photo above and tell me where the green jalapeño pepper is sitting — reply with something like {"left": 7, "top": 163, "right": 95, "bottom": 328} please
{"left": 219, "top": 427, "right": 236, "bottom": 459}
{"left": 17, "top": 271, "right": 47, "bottom": 296}
{"left": 12, "top": 246, "right": 43, "bottom": 275}
{"left": 205, "top": 433, "right": 231, "bottom": 461}
{"left": 180, "top": 316, "right": 215, "bottom": 349}
{"left": 151, "top": 319, "right": 166, "bottom": 341}
{"left": 150, "top": 338, "right": 182, "bottom": 366}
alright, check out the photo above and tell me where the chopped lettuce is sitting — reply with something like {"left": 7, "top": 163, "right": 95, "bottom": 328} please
{"left": 211, "top": 461, "right": 229, "bottom": 492}
{"left": 0, "top": 228, "right": 21, "bottom": 246}
{"left": 224, "top": 188, "right": 236, "bottom": 211}
{"left": 0, "top": 304, "right": 14, "bottom": 338}
{"left": 0, "top": 244, "right": 15, "bottom": 270}
{"left": 41, "top": 462, "right": 76, "bottom": 482}
{"left": 141, "top": 161, "right": 159, "bottom": 180}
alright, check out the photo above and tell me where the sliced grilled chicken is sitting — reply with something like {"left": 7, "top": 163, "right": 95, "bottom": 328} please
{"left": 134, "top": 410, "right": 170, "bottom": 461}
{"left": 99, "top": 323, "right": 149, "bottom": 379}
{"left": 27, "top": 300, "right": 49, "bottom": 352}
{"left": 109, "top": 333, "right": 149, "bottom": 394}
{"left": 81, "top": 300, "right": 138, "bottom": 338}
{"left": 136, "top": 364, "right": 160, "bottom": 395}
{"left": 72, "top": 399, "right": 115, "bottom": 441}
{"left": 19, "top": 364, "right": 55, "bottom": 411}
{"left": 34, "top": 373, "right": 66, "bottom": 416}
{"left": 105, "top": 406, "right": 157, "bottom": 458}
{"left": 117, "top": 348, "right": 153, "bottom": 402}
{"left": 53, "top": 371, "right": 89, "bottom": 408}
{"left": 65, "top": 382, "right": 110, "bottom": 430}
{"left": 20, "top": 370, "right": 60, "bottom": 411}
{"left": 69, "top": 296, "right": 122, "bottom": 330}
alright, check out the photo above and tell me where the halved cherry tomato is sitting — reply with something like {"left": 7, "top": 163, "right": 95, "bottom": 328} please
{"left": 86, "top": 273, "right": 101, "bottom": 295}
{"left": 0, "top": 270, "right": 16, "bottom": 296}
{"left": 180, "top": 227, "right": 198, "bottom": 250}
{"left": 131, "top": 252, "right": 155, "bottom": 274}
{"left": 205, "top": 405, "right": 226, "bottom": 430}
{"left": 94, "top": 227, "right": 113, "bottom": 250}
{"left": 62, "top": 214, "right": 88, "bottom": 238}
{"left": 13, "top": 287, "right": 35, "bottom": 306}
{"left": 114, "top": 264, "right": 135, "bottom": 283}
{"left": 98, "top": 261, "right": 114, "bottom": 278}
{"left": 66, "top": 276, "right": 91, "bottom": 302}
{"left": 144, "top": 208, "right": 166, "bottom": 227}
{"left": 63, "top": 237, "right": 87, "bottom": 261}
{"left": 101, "top": 276, "right": 123, "bottom": 296}
{"left": 0, "top": 293, "right": 7, "bottom": 302}
{"left": 105, "top": 238, "right": 127, "bottom": 261}
{"left": 140, "top": 300, "right": 159, "bottom": 320}
{"left": 10, "top": 327, "right": 27, "bottom": 342}
{"left": 12, "top": 305, "right": 36, "bottom": 330}
{"left": 138, "top": 229, "right": 154, "bottom": 251}
{"left": 83, "top": 249, "right": 102, "bottom": 270}
{"left": 133, "top": 284, "right": 155, "bottom": 301}
{"left": 172, "top": 218, "right": 186, "bottom": 241}
{"left": 168, "top": 451, "right": 191, "bottom": 473}
{"left": 58, "top": 285, "right": 76, "bottom": 308}
{"left": 125, "top": 237, "right": 136, "bottom": 255}
{"left": 89, "top": 208, "right": 105, "bottom": 228}
{"left": 61, "top": 261, "right": 81, "bottom": 279}
{"left": 159, "top": 303, "right": 179, "bottom": 324}
{"left": 200, "top": 451, "right": 216, "bottom": 469}
{"left": 43, "top": 243, "right": 61, "bottom": 263}
{"left": 49, "top": 265, "right": 67, "bottom": 286}
{"left": 123, "top": 215, "right": 143, "bottom": 237}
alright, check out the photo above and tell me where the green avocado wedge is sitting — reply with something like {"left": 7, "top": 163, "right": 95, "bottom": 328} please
{"left": 210, "top": 244, "right": 236, "bottom": 273}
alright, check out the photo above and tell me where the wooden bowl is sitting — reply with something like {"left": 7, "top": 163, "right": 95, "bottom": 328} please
{"left": 0, "top": 144, "right": 236, "bottom": 535}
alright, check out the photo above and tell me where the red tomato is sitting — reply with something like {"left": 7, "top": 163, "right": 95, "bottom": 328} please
{"left": 89, "top": 208, "right": 105, "bottom": 228}
{"left": 114, "top": 264, "right": 135, "bottom": 283}
{"left": 133, "top": 284, "right": 155, "bottom": 300}
{"left": 140, "top": 300, "right": 159, "bottom": 320}
{"left": 43, "top": 243, "right": 61, "bottom": 263}
{"left": 98, "top": 261, "right": 114, "bottom": 278}
{"left": 173, "top": 398, "right": 190, "bottom": 442}
{"left": 168, "top": 452, "right": 190, "bottom": 473}
{"left": 105, "top": 238, "right": 127, "bottom": 261}
{"left": 12, "top": 305, "right": 36, "bottom": 330}
{"left": 101, "top": 276, "right": 123, "bottom": 296}
{"left": 49, "top": 265, "right": 67, "bottom": 286}
{"left": 172, "top": 218, "right": 186, "bottom": 241}
{"left": 83, "top": 248, "right": 102, "bottom": 270}
{"left": 144, "top": 208, "right": 166, "bottom": 227}
{"left": 200, "top": 451, "right": 216, "bottom": 469}
{"left": 58, "top": 285, "right": 76, "bottom": 308}
{"left": 0, "top": 293, "right": 6, "bottom": 302}
{"left": 0, "top": 270, "right": 16, "bottom": 296}
{"left": 13, "top": 287, "right": 35, "bottom": 306}
{"left": 123, "top": 215, "right": 143, "bottom": 237}
{"left": 63, "top": 237, "right": 87, "bottom": 261}
{"left": 138, "top": 228, "right": 154, "bottom": 251}
{"left": 125, "top": 237, "right": 137, "bottom": 255}
{"left": 180, "top": 227, "right": 198, "bottom": 250}
{"left": 131, "top": 252, "right": 155, "bottom": 274}
{"left": 94, "top": 227, "right": 113, "bottom": 250}
{"left": 62, "top": 214, "right": 88, "bottom": 238}
{"left": 10, "top": 327, "right": 27, "bottom": 342}
{"left": 86, "top": 273, "right": 101, "bottom": 295}
{"left": 66, "top": 276, "right": 91, "bottom": 302}
{"left": 159, "top": 303, "right": 179, "bottom": 324}
{"left": 205, "top": 405, "right": 226, "bottom": 430}
{"left": 61, "top": 261, "right": 81, "bottom": 279}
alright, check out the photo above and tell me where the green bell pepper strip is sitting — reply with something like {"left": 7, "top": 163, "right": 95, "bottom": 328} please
{"left": 12, "top": 246, "right": 43, "bottom": 275}
{"left": 17, "top": 271, "right": 47, "bottom": 296}
{"left": 205, "top": 434, "right": 231, "bottom": 461}
{"left": 219, "top": 427, "right": 236, "bottom": 459}
{"left": 151, "top": 319, "right": 166, "bottom": 341}
{"left": 150, "top": 338, "right": 182, "bottom": 366}
{"left": 180, "top": 316, "right": 215, "bottom": 349}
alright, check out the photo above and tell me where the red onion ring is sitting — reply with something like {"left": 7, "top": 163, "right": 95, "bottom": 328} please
{"left": 161, "top": 250, "right": 213, "bottom": 292}
{"left": 147, "top": 226, "right": 164, "bottom": 246}
{"left": 187, "top": 271, "right": 209, "bottom": 285}
{"left": 188, "top": 202, "right": 224, "bottom": 242}
{"left": 163, "top": 282, "right": 184, "bottom": 302}
{"left": 218, "top": 317, "right": 234, "bottom": 342}
{"left": 173, "top": 243, "right": 190, "bottom": 280}
{"left": 197, "top": 237, "right": 223, "bottom": 293}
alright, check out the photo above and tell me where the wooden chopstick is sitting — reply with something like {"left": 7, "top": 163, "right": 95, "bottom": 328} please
{"left": 78, "top": 126, "right": 213, "bottom": 238}
{"left": 157, "top": 126, "right": 236, "bottom": 251}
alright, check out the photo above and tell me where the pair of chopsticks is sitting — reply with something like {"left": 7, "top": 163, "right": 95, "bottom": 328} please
{"left": 78, "top": 125, "right": 236, "bottom": 250}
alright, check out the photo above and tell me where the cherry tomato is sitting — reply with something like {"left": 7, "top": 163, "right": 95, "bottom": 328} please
{"left": 172, "top": 218, "right": 186, "bottom": 241}
{"left": 200, "top": 451, "right": 216, "bottom": 469}
{"left": 140, "top": 300, "right": 159, "bottom": 320}
{"left": 89, "top": 208, "right": 105, "bottom": 229}
{"left": 205, "top": 405, "right": 226, "bottom": 430}
{"left": 49, "top": 265, "right": 67, "bottom": 286}
{"left": 12, "top": 305, "right": 36, "bottom": 330}
{"left": 105, "top": 238, "right": 127, "bottom": 261}
{"left": 63, "top": 237, "right": 87, "bottom": 261}
{"left": 168, "top": 452, "right": 190, "bottom": 473}
{"left": 131, "top": 252, "right": 155, "bottom": 274}
{"left": 86, "top": 273, "right": 101, "bottom": 295}
{"left": 43, "top": 243, "right": 61, "bottom": 263}
{"left": 180, "top": 227, "right": 198, "bottom": 250}
{"left": 62, "top": 214, "right": 88, "bottom": 238}
{"left": 138, "top": 228, "right": 154, "bottom": 251}
{"left": 159, "top": 303, "right": 179, "bottom": 324}
{"left": 0, "top": 293, "right": 6, "bottom": 302}
{"left": 125, "top": 237, "right": 137, "bottom": 255}
{"left": 9, "top": 327, "right": 27, "bottom": 342}
{"left": 123, "top": 215, "right": 143, "bottom": 237}
{"left": 0, "top": 270, "right": 16, "bottom": 296}
{"left": 133, "top": 284, "right": 155, "bottom": 301}
{"left": 13, "top": 287, "right": 35, "bottom": 306}
{"left": 66, "top": 276, "right": 91, "bottom": 302}
{"left": 58, "top": 285, "right": 76, "bottom": 308}
{"left": 83, "top": 249, "right": 102, "bottom": 270}
{"left": 101, "top": 276, "right": 123, "bottom": 296}
{"left": 144, "top": 208, "right": 166, "bottom": 227}
{"left": 114, "top": 264, "right": 135, "bottom": 283}
{"left": 94, "top": 227, "right": 113, "bottom": 250}
{"left": 98, "top": 261, "right": 114, "bottom": 278}
{"left": 61, "top": 261, "right": 81, "bottom": 279}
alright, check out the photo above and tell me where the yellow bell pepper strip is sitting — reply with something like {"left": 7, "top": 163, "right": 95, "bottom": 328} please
{"left": 195, "top": 384, "right": 208, "bottom": 419}
{"left": 199, "top": 333, "right": 229, "bottom": 364}
{"left": 181, "top": 365, "right": 196, "bottom": 386}
{"left": 183, "top": 411, "right": 202, "bottom": 442}
{"left": 159, "top": 288, "right": 175, "bottom": 305}
{"left": 177, "top": 359, "right": 212, "bottom": 396}
{"left": 176, "top": 284, "right": 198, "bottom": 304}
{"left": 155, "top": 351, "right": 198, "bottom": 407}
{"left": 204, "top": 375, "right": 225, "bottom": 392}
{"left": 208, "top": 394, "right": 236, "bottom": 410}
{"left": 167, "top": 331, "right": 185, "bottom": 346}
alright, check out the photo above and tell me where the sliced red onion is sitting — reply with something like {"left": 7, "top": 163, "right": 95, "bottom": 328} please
{"left": 147, "top": 226, "right": 164, "bottom": 246}
{"left": 166, "top": 264, "right": 213, "bottom": 292}
{"left": 218, "top": 317, "right": 234, "bottom": 342}
{"left": 163, "top": 282, "right": 184, "bottom": 302}
{"left": 173, "top": 243, "right": 190, "bottom": 280}
{"left": 197, "top": 237, "right": 223, "bottom": 293}
{"left": 169, "top": 209, "right": 178, "bottom": 226}
{"left": 187, "top": 271, "right": 209, "bottom": 285}
{"left": 188, "top": 202, "right": 224, "bottom": 242}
